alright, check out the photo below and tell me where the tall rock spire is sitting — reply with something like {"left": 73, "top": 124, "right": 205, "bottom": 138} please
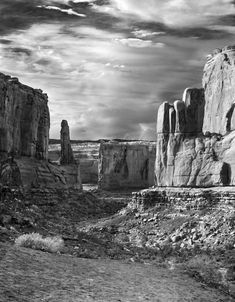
{"left": 60, "top": 120, "right": 76, "bottom": 165}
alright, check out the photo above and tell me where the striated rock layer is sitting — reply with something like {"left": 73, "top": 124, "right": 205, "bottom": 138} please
{"left": 155, "top": 46, "right": 235, "bottom": 187}
{"left": 98, "top": 141, "right": 156, "bottom": 190}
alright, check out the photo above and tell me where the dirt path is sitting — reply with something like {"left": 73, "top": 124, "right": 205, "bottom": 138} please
{"left": 0, "top": 244, "right": 232, "bottom": 302}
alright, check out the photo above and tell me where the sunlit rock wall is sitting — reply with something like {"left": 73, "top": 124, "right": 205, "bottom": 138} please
{"left": 155, "top": 46, "right": 235, "bottom": 187}
{"left": 203, "top": 46, "right": 235, "bottom": 135}
{"left": 98, "top": 141, "right": 156, "bottom": 190}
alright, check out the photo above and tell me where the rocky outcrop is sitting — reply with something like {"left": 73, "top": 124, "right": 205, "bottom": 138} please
{"left": 48, "top": 141, "right": 99, "bottom": 184}
{"left": 0, "top": 73, "right": 82, "bottom": 191}
{"left": 0, "top": 157, "right": 81, "bottom": 189}
{"left": 155, "top": 46, "right": 235, "bottom": 187}
{"left": 203, "top": 46, "right": 235, "bottom": 135}
{"left": 0, "top": 73, "right": 50, "bottom": 160}
{"left": 60, "top": 120, "right": 76, "bottom": 165}
{"left": 98, "top": 141, "right": 156, "bottom": 190}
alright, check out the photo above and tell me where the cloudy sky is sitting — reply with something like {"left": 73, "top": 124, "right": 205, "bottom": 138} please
{"left": 0, "top": 0, "right": 235, "bottom": 140}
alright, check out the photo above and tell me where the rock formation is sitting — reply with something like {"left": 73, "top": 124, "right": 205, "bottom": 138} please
{"left": 48, "top": 141, "right": 99, "bottom": 184}
{"left": 98, "top": 141, "right": 156, "bottom": 190}
{"left": 155, "top": 46, "right": 235, "bottom": 187}
{"left": 60, "top": 120, "right": 76, "bottom": 165}
{"left": 0, "top": 73, "right": 82, "bottom": 190}
{"left": 203, "top": 46, "right": 235, "bottom": 135}
{"left": 0, "top": 73, "right": 50, "bottom": 160}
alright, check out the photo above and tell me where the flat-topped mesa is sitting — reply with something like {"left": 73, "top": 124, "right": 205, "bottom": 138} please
{"left": 60, "top": 120, "right": 76, "bottom": 165}
{"left": 203, "top": 45, "right": 235, "bottom": 135}
{"left": 0, "top": 73, "right": 50, "bottom": 160}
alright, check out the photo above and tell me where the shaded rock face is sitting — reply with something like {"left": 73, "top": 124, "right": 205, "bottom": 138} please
{"left": 98, "top": 141, "right": 156, "bottom": 190}
{"left": 60, "top": 120, "right": 76, "bottom": 165}
{"left": 0, "top": 157, "right": 81, "bottom": 190}
{"left": 0, "top": 73, "right": 50, "bottom": 160}
{"left": 48, "top": 142, "right": 98, "bottom": 184}
{"left": 203, "top": 46, "right": 235, "bottom": 135}
{"left": 155, "top": 47, "right": 235, "bottom": 187}
{"left": 0, "top": 73, "right": 82, "bottom": 191}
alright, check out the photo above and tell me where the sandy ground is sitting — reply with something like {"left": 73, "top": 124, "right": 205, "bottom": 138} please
{"left": 0, "top": 244, "right": 232, "bottom": 302}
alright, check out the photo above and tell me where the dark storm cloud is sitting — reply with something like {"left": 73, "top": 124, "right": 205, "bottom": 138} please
{"left": 10, "top": 47, "right": 32, "bottom": 56}
{"left": 0, "top": 39, "right": 12, "bottom": 44}
{"left": 0, "top": 0, "right": 120, "bottom": 35}
{"left": 1, "top": 0, "right": 235, "bottom": 140}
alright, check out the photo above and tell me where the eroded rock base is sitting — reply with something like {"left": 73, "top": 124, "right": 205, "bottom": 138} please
{"left": 132, "top": 187, "right": 235, "bottom": 211}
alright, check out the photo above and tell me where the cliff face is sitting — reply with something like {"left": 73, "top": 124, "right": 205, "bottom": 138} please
{"left": 0, "top": 157, "right": 82, "bottom": 190}
{"left": 203, "top": 46, "right": 235, "bottom": 135}
{"left": 0, "top": 73, "right": 50, "bottom": 160}
{"left": 155, "top": 46, "right": 235, "bottom": 187}
{"left": 0, "top": 73, "right": 82, "bottom": 191}
{"left": 98, "top": 141, "right": 156, "bottom": 190}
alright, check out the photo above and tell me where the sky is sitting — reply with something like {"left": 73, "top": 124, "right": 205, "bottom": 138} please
{"left": 0, "top": 0, "right": 235, "bottom": 140}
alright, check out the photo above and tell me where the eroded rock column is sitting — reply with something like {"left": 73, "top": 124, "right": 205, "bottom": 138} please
{"left": 60, "top": 120, "right": 76, "bottom": 165}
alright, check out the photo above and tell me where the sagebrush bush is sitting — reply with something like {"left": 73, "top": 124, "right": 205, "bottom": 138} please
{"left": 15, "top": 233, "right": 64, "bottom": 253}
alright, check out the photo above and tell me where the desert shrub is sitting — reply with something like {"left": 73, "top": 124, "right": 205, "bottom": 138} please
{"left": 15, "top": 233, "right": 64, "bottom": 253}
{"left": 185, "top": 254, "right": 230, "bottom": 292}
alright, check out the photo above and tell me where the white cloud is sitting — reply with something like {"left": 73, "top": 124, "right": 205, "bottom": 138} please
{"left": 108, "top": 0, "right": 235, "bottom": 28}
{"left": 132, "top": 30, "right": 166, "bottom": 39}
{"left": 116, "top": 38, "right": 165, "bottom": 48}
{"left": 72, "top": 0, "right": 95, "bottom": 3}
{"left": 37, "top": 5, "right": 86, "bottom": 17}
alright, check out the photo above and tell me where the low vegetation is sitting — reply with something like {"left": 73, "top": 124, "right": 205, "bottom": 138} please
{"left": 15, "top": 233, "right": 64, "bottom": 253}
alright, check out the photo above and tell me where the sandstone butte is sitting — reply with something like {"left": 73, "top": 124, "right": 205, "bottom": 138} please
{"left": 1, "top": 45, "right": 235, "bottom": 191}
{"left": 0, "top": 73, "right": 82, "bottom": 190}
{"left": 98, "top": 141, "right": 156, "bottom": 190}
{"left": 155, "top": 45, "right": 235, "bottom": 187}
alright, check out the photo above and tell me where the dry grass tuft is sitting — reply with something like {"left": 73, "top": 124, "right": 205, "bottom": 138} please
{"left": 15, "top": 233, "right": 64, "bottom": 253}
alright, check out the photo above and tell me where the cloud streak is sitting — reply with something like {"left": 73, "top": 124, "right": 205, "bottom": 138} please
{"left": 109, "top": 0, "right": 235, "bottom": 28}
{"left": 38, "top": 5, "right": 87, "bottom": 17}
